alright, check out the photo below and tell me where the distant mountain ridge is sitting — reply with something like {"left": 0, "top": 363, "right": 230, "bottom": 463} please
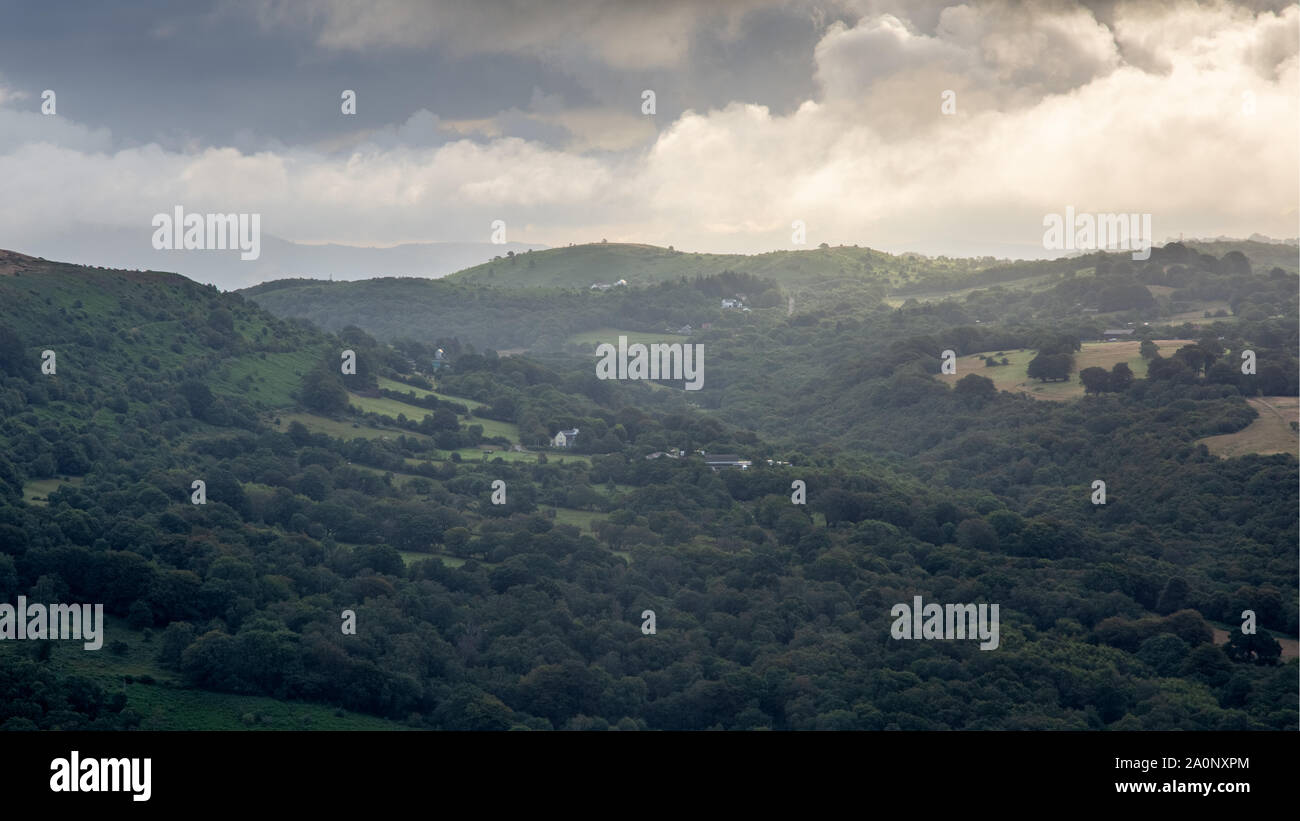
{"left": 0, "top": 224, "right": 547, "bottom": 291}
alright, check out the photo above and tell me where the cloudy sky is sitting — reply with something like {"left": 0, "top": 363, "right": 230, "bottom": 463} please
{"left": 0, "top": 0, "right": 1296, "bottom": 279}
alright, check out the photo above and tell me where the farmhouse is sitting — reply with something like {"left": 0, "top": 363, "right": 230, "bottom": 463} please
{"left": 552, "top": 428, "right": 579, "bottom": 448}
{"left": 1103, "top": 328, "right": 1135, "bottom": 340}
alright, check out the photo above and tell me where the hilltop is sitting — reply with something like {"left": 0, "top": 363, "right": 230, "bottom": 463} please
{"left": 0, "top": 247, "right": 1295, "bottom": 732}
{"left": 441, "top": 241, "right": 995, "bottom": 291}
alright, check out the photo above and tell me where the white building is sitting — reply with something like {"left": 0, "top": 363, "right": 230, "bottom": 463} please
{"left": 552, "top": 428, "right": 579, "bottom": 448}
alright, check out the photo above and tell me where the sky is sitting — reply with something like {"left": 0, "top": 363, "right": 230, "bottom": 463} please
{"left": 0, "top": 0, "right": 1296, "bottom": 278}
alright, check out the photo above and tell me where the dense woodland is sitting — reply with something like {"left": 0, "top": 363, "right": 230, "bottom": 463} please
{"left": 0, "top": 242, "right": 1295, "bottom": 731}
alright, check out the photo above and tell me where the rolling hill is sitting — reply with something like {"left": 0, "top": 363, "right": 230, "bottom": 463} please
{"left": 441, "top": 241, "right": 988, "bottom": 290}
{"left": 1, "top": 246, "right": 1295, "bottom": 733}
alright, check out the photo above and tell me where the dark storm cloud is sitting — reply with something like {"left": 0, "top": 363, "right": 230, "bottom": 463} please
{"left": 0, "top": 0, "right": 1294, "bottom": 280}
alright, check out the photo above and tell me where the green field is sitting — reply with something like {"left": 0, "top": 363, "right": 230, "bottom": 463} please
{"left": 348, "top": 392, "right": 434, "bottom": 419}
{"left": 937, "top": 339, "right": 1194, "bottom": 400}
{"left": 22, "top": 476, "right": 84, "bottom": 505}
{"left": 566, "top": 328, "right": 690, "bottom": 348}
{"left": 398, "top": 551, "right": 467, "bottom": 568}
{"left": 357, "top": 385, "right": 515, "bottom": 441}
{"left": 0, "top": 616, "right": 404, "bottom": 730}
{"left": 552, "top": 507, "right": 606, "bottom": 534}
{"left": 883, "top": 270, "right": 1066, "bottom": 307}
{"left": 445, "top": 446, "right": 582, "bottom": 465}
{"left": 209, "top": 349, "right": 323, "bottom": 408}
{"left": 1200, "top": 396, "right": 1300, "bottom": 458}
{"left": 349, "top": 463, "right": 428, "bottom": 487}
{"left": 467, "top": 415, "right": 519, "bottom": 441}
{"left": 276, "top": 412, "right": 431, "bottom": 441}
{"left": 377, "top": 375, "right": 439, "bottom": 399}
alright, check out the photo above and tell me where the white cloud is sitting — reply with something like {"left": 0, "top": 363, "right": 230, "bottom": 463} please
{"left": 0, "top": 1, "right": 1295, "bottom": 262}
{"left": 0, "top": 78, "right": 28, "bottom": 107}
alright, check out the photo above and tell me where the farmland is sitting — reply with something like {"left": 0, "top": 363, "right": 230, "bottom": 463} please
{"left": 1199, "top": 396, "right": 1299, "bottom": 458}
{"left": 937, "top": 339, "right": 1195, "bottom": 400}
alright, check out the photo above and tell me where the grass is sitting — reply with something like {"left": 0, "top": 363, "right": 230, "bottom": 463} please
{"left": 276, "top": 412, "right": 431, "bottom": 442}
{"left": 209, "top": 349, "right": 322, "bottom": 408}
{"left": 22, "top": 476, "right": 84, "bottom": 506}
{"left": 0, "top": 615, "right": 404, "bottom": 730}
{"left": 882, "top": 271, "right": 1064, "bottom": 307}
{"left": 1209, "top": 621, "right": 1299, "bottom": 661}
{"left": 936, "top": 339, "right": 1195, "bottom": 401}
{"left": 377, "top": 376, "right": 485, "bottom": 412}
{"left": 377, "top": 375, "right": 439, "bottom": 399}
{"left": 348, "top": 392, "right": 434, "bottom": 419}
{"left": 349, "top": 463, "right": 428, "bottom": 487}
{"left": 434, "top": 391, "right": 485, "bottom": 410}
{"left": 447, "top": 447, "right": 590, "bottom": 466}
{"left": 552, "top": 507, "right": 606, "bottom": 534}
{"left": 442, "top": 241, "right": 1008, "bottom": 291}
{"left": 449, "top": 447, "right": 525, "bottom": 463}
{"left": 466, "top": 415, "right": 520, "bottom": 442}
{"left": 398, "top": 550, "right": 466, "bottom": 568}
{"left": 1199, "top": 396, "right": 1299, "bottom": 458}
{"left": 1165, "top": 303, "right": 1236, "bottom": 324}
{"left": 355, "top": 385, "right": 516, "bottom": 441}
{"left": 566, "top": 328, "right": 689, "bottom": 348}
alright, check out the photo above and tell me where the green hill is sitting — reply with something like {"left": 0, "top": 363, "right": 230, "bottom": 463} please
{"left": 442, "top": 241, "right": 989, "bottom": 291}
{"left": 1, "top": 246, "right": 1295, "bottom": 733}
{"left": 0, "top": 250, "right": 333, "bottom": 415}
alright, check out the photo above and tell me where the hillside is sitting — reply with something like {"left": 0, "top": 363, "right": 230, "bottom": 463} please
{"left": 441, "top": 241, "right": 993, "bottom": 291}
{"left": 241, "top": 269, "right": 795, "bottom": 352}
{"left": 1, "top": 247, "right": 1296, "bottom": 732}
{"left": 242, "top": 240, "right": 1298, "bottom": 360}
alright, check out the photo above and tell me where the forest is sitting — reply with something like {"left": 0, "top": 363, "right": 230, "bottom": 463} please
{"left": 0, "top": 243, "right": 1294, "bottom": 731}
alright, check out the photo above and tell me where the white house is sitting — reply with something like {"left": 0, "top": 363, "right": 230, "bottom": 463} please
{"left": 553, "top": 428, "right": 579, "bottom": 448}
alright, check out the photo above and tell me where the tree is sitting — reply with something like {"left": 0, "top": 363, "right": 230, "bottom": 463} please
{"left": 1098, "top": 283, "right": 1155, "bottom": 312}
{"left": 1079, "top": 367, "right": 1110, "bottom": 394}
{"left": 1156, "top": 577, "right": 1188, "bottom": 614}
{"left": 0, "top": 324, "right": 24, "bottom": 375}
{"left": 953, "top": 373, "right": 996, "bottom": 400}
{"left": 1181, "top": 644, "right": 1232, "bottom": 688}
{"left": 955, "top": 517, "right": 998, "bottom": 550}
{"left": 443, "top": 527, "right": 472, "bottom": 557}
{"left": 1224, "top": 631, "right": 1282, "bottom": 665}
{"left": 1172, "top": 345, "right": 1207, "bottom": 375}
{"left": 1027, "top": 353, "right": 1072, "bottom": 382}
{"left": 1139, "top": 339, "right": 1159, "bottom": 359}
{"left": 1109, "top": 361, "right": 1134, "bottom": 391}
{"left": 1146, "top": 355, "right": 1194, "bottom": 383}
{"left": 157, "top": 622, "right": 197, "bottom": 669}
{"left": 179, "top": 379, "right": 215, "bottom": 419}
{"left": 1137, "top": 633, "right": 1190, "bottom": 676}
{"left": 300, "top": 367, "right": 348, "bottom": 414}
